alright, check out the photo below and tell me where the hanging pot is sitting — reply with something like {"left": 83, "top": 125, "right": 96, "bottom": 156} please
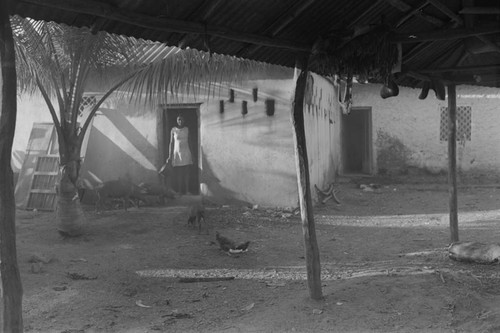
{"left": 432, "top": 79, "right": 446, "bottom": 100}
{"left": 380, "top": 75, "right": 399, "bottom": 99}
{"left": 418, "top": 81, "right": 430, "bottom": 100}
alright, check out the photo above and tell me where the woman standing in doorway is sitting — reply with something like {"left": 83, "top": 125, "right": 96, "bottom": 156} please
{"left": 167, "top": 115, "right": 193, "bottom": 195}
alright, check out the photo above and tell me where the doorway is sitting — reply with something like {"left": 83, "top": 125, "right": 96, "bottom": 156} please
{"left": 160, "top": 104, "right": 201, "bottom": 195}
{"left": 341, "top": 107, "right": 373, "bottom": 174}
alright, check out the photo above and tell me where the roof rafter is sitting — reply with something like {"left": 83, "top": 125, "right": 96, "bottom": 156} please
{"left": 391, "top": 24, "right": 500, "bottom": 42}
{"left": 18, "top": 0, "right": 312, "bottom": 52}
{"left": 427, "top": 0, "right": 463, "bottom": 26}
{"left": 238, "top": 0, "right": 316, "bottom": 58}
{"left": 460, "top": 7, "right": 500, "bottom": 14}
{"left": 386, "top": 0, "right": 446, "bottom": 27}
{"left": 394, "top": 0, "right": 444, "bottom": 28}
{"left": 176, "top": 0, "right": 225, "bottom": 49}
{"left": 418, "top": 64, "right": 500, "bottom": 73}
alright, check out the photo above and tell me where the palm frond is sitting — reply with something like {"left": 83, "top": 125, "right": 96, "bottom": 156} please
{"left": 12, "top": 15, "right": 289, "bottom": 117}
{"left": 118, "top": 44, "right": 285, "bottom": 108}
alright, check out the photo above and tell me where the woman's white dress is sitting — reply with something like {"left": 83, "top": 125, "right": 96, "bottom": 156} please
{"left": 171, "top": 127, "right": 193, "bottom": 167}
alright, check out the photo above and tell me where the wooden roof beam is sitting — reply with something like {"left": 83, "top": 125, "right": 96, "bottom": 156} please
{"left": 395, "top": 0, "right": 446, "bottom": 28}
{"left": 475, "top": 35, "right": 500, "bottom": 54}
{"left": 427, "top": 0, "right": 463, "bottom": 26}
{"left": 403, "top": 42, "right": 437, "bottom": 63}
{"left": 391, "top": 24, "right": 500, "bottom": 42}
{"left": 460, "top": 7, "right": 500, "bottom": 15}
{"left": 18, "top": 0, "right": 312, "bottom": 52}
{"left": 418, "top": 64, "right": 500, "bottom": 73}
{"left": 384, "top": 0, "right": 412, "bottom": 12}
{"left": 177, "top": 0, "right": 225, "bottom": 49}
{"left": 239, "top": 0, "right": 315, "bottom": 57}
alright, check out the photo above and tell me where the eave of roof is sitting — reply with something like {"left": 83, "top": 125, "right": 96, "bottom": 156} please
{"left": 11, "top": 0, "right": 500, "bottom": 88}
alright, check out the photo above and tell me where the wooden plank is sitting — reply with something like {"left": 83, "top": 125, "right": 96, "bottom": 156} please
{"left": 28, "top": 189, "right": 57, "bottom": 194}
{"left": 447, "top": 83, "right": 459, "bottom": 243}
{"left": 27, "top": 155, "right": 58, "bottom": 211}
{"left": 291, "top": 57, "right": 322, "bottom": 300}
{"left": 0, "top": 0, "right": 24, "bottom": 331}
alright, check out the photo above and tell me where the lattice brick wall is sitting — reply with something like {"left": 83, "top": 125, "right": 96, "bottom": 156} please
{"left": 439, "top": 106, "right": 472, "bottom": 141}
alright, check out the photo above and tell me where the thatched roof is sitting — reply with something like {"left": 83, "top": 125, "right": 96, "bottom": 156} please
{"left": 11, "top": 0, "right": 500, "bottom": 88}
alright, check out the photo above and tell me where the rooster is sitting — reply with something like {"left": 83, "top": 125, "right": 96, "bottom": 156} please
{"left": 215, "top": 232, "right": 250, "bottom": 254}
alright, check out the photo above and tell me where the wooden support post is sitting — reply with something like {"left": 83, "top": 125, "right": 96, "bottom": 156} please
{"left": 291, "top": 57, "right": 322, "bottom": 300}
{"left": 447, "top": 83, "right": 459, "bottom": 243}
{"left": 0, "top": 0, "right": 24, "bottom": 331}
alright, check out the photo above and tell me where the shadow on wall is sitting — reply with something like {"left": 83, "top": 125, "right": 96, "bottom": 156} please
{"left": 79, "top": 109, "right": 159, "bottom": 196}
{"left": 376, "top": 130, "right": 412, "bottom": 176}
{"left": 200, "top": 152, "right": 251, "bottom": 207}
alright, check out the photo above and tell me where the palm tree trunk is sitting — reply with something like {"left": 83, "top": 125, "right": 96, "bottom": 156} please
{"left": 0, "top": 1, "right": 24, "bottom": 330}
{"left": 56, "top": 152, "right": 85, "bottom": 237}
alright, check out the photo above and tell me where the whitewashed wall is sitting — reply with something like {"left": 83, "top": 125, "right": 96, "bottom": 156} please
{"left": 13, "top": 75, "right": 342, "bottom": 208}
{"left": 354, "top": 83, "right": 500, "bottom": 177}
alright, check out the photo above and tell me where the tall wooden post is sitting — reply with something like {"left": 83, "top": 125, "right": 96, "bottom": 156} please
{"left": 447, "top": 83, "right": 459, "bottom": 243}
{"left": 0, "top": 0, "right": 24, "bottom": 331}
{"left": 291, "top": 57, "right": 322, "bottom": 300}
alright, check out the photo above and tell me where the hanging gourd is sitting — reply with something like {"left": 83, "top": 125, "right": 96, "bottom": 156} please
{"left": 418, "top": 81, "right": 430, "bottom": 100}
{"left": 432, "top": 79, "right": 446, "bottom": 100}
{"left": 337, "top": 73, "right": 353, "bottom": 115}
{"left": 380, "top": 74, "right": 399, "bottom": 99}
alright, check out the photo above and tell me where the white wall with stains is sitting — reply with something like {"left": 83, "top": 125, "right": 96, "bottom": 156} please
{"left": 14, "top": 73, "right": 341, "bottom": 208}
{"left": 353, "top": 83, "right": 500, "bottom": 177}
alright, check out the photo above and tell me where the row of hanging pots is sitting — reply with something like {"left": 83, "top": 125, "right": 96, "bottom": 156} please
{"left": 418, "top": 79, "right": 446, "bottom": 100}
{"left": 380, "top": 74, "right": 446, "bottom": 101}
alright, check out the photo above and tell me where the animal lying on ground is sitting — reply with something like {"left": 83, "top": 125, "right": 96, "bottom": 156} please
{"left": 138, "top": 182, "right": 177, "bottom": 204}
{"left": 188, "top": 203, "right": 208, "bottom": 234}
{"left": 95, "top": 179, "right": 147, "bottom": 212}
{"left": 215, "top": 231, "right": 250, "bottom": 254}
{"left": 448, "top": 241, "right": 500, "bottom": 264}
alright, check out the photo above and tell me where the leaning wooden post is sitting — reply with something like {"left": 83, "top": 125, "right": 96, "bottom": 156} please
{"left": 0, "top": 1, "right": 24, "bottom": 331}
{"left": 291, "top": 56, "right": 322, "bottom": 300}
{"left": 447, "top": 83, "right": 459, "bottom": 243}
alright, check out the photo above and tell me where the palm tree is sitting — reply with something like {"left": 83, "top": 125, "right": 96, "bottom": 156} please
{"left": 11, "top": 16, "right": 278, "bottom": 236}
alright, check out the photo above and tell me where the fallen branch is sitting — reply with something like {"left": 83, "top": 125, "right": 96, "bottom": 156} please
{"left": 177, "top": 276, "right": 235, "bottom": 283}
{"left": 314, "top": 183, "right": 341, "bottom": 204}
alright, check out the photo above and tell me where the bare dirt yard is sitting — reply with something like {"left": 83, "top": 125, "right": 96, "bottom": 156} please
{"left": 17, "top": 174, "right": 500, "bottom": 333}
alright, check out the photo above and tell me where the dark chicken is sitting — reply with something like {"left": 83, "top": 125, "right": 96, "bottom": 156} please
{"left": 215, "top": 232, "right": 250, "bottom": 254}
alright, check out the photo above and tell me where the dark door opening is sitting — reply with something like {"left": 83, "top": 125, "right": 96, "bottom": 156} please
{"left": 162, "top": 105, "right": 200, "bottom": 195}
{"left": 342, "top": 107, "right": 372, "bottom": 174}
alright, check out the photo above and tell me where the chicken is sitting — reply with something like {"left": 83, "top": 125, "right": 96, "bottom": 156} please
{"left": 232, "top": 241, "right": 250, "bottom": 253}
{"left": 188, "top": 204, "right": 207, "bottom": 234}
{"left": 215, "top": 232, "right": 250, "bottom": 254}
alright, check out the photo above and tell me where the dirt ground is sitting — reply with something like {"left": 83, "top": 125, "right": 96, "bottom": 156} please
{"left": 16, "top": 174, "right": 500, "bottom": 333}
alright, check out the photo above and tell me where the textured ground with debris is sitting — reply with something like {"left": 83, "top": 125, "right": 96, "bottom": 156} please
{"left": 17, "top": 174, "right": 500, "bottom": 332}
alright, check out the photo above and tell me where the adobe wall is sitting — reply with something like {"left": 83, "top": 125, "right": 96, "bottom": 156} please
{"left": 354, "top": 83, "right": 500, "bottom": 179}
{"left": 13, "top": 75, "right": 342, "bottom": 208}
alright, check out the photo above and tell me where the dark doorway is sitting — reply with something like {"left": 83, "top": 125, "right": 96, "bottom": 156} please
{"left": 162, "top": 105, "right": 200, "bottom": 195}
{"left": 342, "top": 107, "right": 372, "bottom": 174}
